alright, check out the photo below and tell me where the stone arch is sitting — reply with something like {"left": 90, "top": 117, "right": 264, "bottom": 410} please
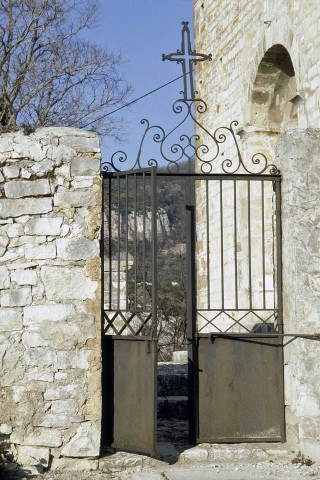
{"left": 250, "top": 44, "right": 299, "bottom": 133}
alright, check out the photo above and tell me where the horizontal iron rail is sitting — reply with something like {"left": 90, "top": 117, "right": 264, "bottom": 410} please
{"left": 103, "top": 171, "right": 281, "bottom": 182}
{"left": 107, "top": 335, "right": 157, "bottom": 341}
{"left": 198, "top": 333, "right": 320, "bottom": 339}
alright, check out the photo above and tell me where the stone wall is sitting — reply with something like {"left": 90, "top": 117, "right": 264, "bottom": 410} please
{"left": 0, "top": 127, "right": 102, "bottom": 473}
{"left": 276, "top": 129, "right": 320, "bottom": 461}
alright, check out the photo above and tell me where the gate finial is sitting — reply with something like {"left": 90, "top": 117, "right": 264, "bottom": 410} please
{"left": 162, "top": 21, "right": 212, "bottom": 100}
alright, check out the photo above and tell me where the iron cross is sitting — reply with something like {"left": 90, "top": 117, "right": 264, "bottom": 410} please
{"left": 162, "top": 21, "right": 212, "bottom": 100}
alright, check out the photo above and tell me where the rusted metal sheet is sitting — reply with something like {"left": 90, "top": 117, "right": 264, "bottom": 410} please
{"left": 197, "top": 335, "right": 285, "bottom": 443}
{"left": 110, "top": 337, "right": 157, "bottom": 456}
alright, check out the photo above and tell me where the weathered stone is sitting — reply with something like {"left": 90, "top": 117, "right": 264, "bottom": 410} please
{"left": 37, "top": 414, "right": 71, "bottom": 428}
{"left": 25, "top": 217, "right": 62, "bottom": 235}
{"left": 0, "top": 171, "right": 4, "bottom": 182}
{"left": 22, "top": 331, "right": 49, "bottom": 348}
{"left": 27, "top": 369, "right": 54, "bottom": 383}
{"left": 3, "top": 165, "right": 19, "bottom": 179}
{"left": 23, "top": 428, "right": 62, "bottom": 447}
{"left": 17, "top": 445, "right": 49, "bottom": 467}
{"left": 0, "top": 423, "right": 12, "bottom": 434}
{"left": 61, "top": 423, "right": 100, "bottom": 457}
{"left": 31, "top": 158, "right": 54, "bottom": 176}
{"left": 5, "top": 222, "right": 24, "bottom": 237}
{"left": 51, "top": 458, "right": 98, "bottom": 471}
{"left": 56, "top": 238, "right": 99, "bottom": 260}
{"left": 0, "top": 197, "right": 52, "bottom": 217}
{"left": 25, "top": 243, "right": 56, "bottom": 259}
{"left": 10, "top": 269, "right": 37, "bottom": 285}
{"left": 0, "top": 233, "right": 9, "bottom": 256}
{"left": 54, "top": 190, "right": 95, "bottom": 207}
{"left": 4, "top": 179, "right": 50, "bottom": 198}
{"left": 0, "top": 265, "right": 10, "bottom": 288}
{"left": 41, "top": 266, "right": 97, "bottom": 301}
{"left": 50, "top": 399, "right": 80, "bottom": 414}
{"left": 71, "top": 157, "right": 100, "bottom": 176}
{"left": 1, "top": 288, "right": 32, "bottom": 307}
{"left": 24, "top": 304, "right": 75, "bottom": 326}
{"left": 25, "top": 348, "right": 55, "bottom": 368}
{"left": 59, "top": 134, "right": 100, "bottom": 153}
{"left": 71, "top": 177, "right": 94, "bottom": 189}
{"left": 44, "top": 385, "right": 78, "bottom": 401}
{"left": 0, "top": 308, "right": 23, "bottom": 331}
{"left": 56, "top": 350, "right": 89, "bottom": 370}
{"left": 180, "top": 447, "right": 209, "bottom": 462}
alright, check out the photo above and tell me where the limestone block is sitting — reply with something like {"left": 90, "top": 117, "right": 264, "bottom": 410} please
{"left": 22, "top": 331, "right": 49, "bottom": 348}
{"left": 25, "top": 348, "right": 55, "bottom": 368}
{"left": 50, "top": 399, "right": 80, "bottom": 414}
{"left": 24, "top": 304, "right": 75, "bottom": 326}
{"left": 56, "top": 238, "right": 99, "bottom": 260}
{"left": 4, "top": 179, "right": 50, "bottom": 198}
{"left": 31, "top": 159, "right": 54, "bottom": 176}
{"left": 4, "top": 223, "right": 23, "bottom": 238}
{"left": 44, "top": 385, "right": 78, "bottom": 401}
{"left": 37, "top": 414, "right": 71, "bottom": 428}
{"left": 11, "top": 269, "right": 37, "bottom": 285}
{"left": 0, "top": 233, "right": 9, "bottom": 256}
{"left": 56, "top": 350, "right": 89, "bottom": 370}
{"left": 23, "top": 428, "right": 62, "bottom": 447}
{"left": 61, "top": 423, "right": 100, "bottom": 457}
{"left": 27, "top": 369, "right": 54, "bottom": 383}
{"left": 71, "top": 157, "right": 100, "bottom": 176}
{"left": 0, "top": 265, "right": 10, "bottom": 288}
{"left": 54, "top": 190, "right": 95, "bottom": 208}
{"left": 0, "top": 198, "right": 52, "bottom": 217}
{"left": 71, "top": 177, "right": 94, "bottom": 189}
{"left": 59, "top": 134, "right": 100, "bottom": 153}
{"left": 41, "top": 266, "right": 97, "bottom": 301}
{"left": 17, "top": 445, "right": 49, "bottom": 467}
{"left": 3, "top": 165, "right": 19, "bottom": 179}
{"left": 51, "top": 458, "right": 98, "bottom": 471}
{"left": 25, "top": 217, "right": 62, "bottom": 235}
{"left": 25, "top": 243, "right": 56, "bottom": 260}
{"left": 1, "top": 288, "right": 32, "bottom": 307}
{"left": 0, "top": 308, "right": 23, "bottom": 331}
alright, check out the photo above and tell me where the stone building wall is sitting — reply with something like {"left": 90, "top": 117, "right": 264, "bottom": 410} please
{"left": 0, "top": 127, "right": 102, "bottom": 473}
{"left": 194, "top": 0, "right": 320, "bottom": 460}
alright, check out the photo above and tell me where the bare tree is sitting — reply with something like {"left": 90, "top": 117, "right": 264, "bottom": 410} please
{"left": 0, "top": 0, "right": 131, "bottom": 137}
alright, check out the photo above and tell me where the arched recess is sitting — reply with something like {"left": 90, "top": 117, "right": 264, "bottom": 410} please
{"left": 244, "top": 44, "right": 301, "bottom": 162}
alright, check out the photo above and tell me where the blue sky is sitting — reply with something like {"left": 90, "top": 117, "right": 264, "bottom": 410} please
{"left": 84, "top": 0, "right": 194, "bottom": 166}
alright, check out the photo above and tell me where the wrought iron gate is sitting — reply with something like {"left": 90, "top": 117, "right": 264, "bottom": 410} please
{"left": 101, "top": 21, "right": 286, "bottom": 454}
{"left": 190, "top": 175, "right": 284, "bottom": 443}
{"left": 102, "top": 168, "right": 158, "bottom": 456}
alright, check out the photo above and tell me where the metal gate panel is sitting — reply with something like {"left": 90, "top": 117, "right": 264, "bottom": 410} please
{"left": 112, "top": 337, "right": 157, "bottom": 455}
{"left": 197, "top": 335, "right": 284, "bottom": 443}
{"left": 102, "top": 167, "right": 157, "bottom": 456}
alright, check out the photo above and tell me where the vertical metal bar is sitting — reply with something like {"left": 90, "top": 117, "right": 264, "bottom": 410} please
{"left": 151, "top": 167, "right": 157, "bottom": 337}
{"left": 143, "top": 172, "right": 146, "bottom": 311}
{"left": 125, "top": 175, "right": 129, "bottom": 311}
{"left": 275, "top": 180, "right": 283, "bottom": 334}
{"left": 117, "top": 175, "right": 121, "bottom": 310}
{"left": 234, "top": 180, "right": 238, "bottom": 310}
{"left": 134, "top": 173, "right": 137, "bottom": 311}
{"left": 220, "top": 180, "right": 224, "bottom": 310}
{"left": 186, "top": 176, "right": 197, "bottom": 444}
{"left": 261, "top": 181, "right": 266, "bottom": 310}
{"left": 108, "top": 176, "right": 112, "bottom": 310}
{"left": 248, "top": 180, "right": 252, "bottom": 310}
{"left": 101, "top": 177, "right": 105, "bottom": 331}
{"left": 206, "top": 180, "right": 210, "bottom": 309}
